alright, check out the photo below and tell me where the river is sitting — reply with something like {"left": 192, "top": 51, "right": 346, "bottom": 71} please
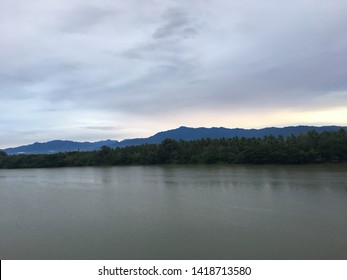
{"left": 0, "top": 165, "right": 346, "bottom": 259}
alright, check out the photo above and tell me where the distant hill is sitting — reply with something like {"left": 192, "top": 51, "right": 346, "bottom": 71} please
{"left": 4, "top": 140, "right": 119, "bottom": 155}
{"left": 3, "top": 125, "right": 346, "bottom": 155}
{"left": 119, "top": 125, "right": 347, "bottom": 146}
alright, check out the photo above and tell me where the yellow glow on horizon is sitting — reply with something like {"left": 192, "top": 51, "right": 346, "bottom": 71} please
{"left": 162, "top": 106, "right": 347, "bottom": 131}
{"left": 106, "top": 106, "right": 347, "bottom": 141}
{"left": 279, "top": 107, "right": 347, "bottom": 127}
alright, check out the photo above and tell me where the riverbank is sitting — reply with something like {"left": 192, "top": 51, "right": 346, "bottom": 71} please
{"left": 1, "top": 130, "right": 346, "bottom": 169}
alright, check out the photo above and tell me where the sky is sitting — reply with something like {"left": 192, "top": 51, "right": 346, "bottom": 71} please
{"left": 1, "top": 0, "right": 347, "bottom": 148}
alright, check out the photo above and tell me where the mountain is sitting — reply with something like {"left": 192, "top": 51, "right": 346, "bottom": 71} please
{"left": 4, "top": 140, "right": 119, "bottom": 155}
{"left": 3, "top": 125, "right": 346, "bottom": 155}
{"left": 118, "top": 125, "right": 346, "bottom": 146}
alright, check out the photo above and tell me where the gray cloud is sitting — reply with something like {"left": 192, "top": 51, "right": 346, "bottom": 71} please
{"left": 1, "top": 0, "right": 347, "bottom": 148}
{"left": 153, "top": 8, "right": 198, "bottom": 39}
{"left": 59, "top": 4, "right": 118, "bottom": 34}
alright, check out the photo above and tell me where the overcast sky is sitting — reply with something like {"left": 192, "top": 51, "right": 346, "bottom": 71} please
{"left": 1, "top": 0, "right": 347, "bottom": 148}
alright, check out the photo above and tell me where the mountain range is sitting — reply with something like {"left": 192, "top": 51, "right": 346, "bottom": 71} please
{"left": 3, "top": 125, "right": 346, "bottom": 155}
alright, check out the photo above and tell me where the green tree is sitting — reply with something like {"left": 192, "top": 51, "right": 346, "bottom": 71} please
{"left": 0, "top": 150, "right": 7, "bottom": 157}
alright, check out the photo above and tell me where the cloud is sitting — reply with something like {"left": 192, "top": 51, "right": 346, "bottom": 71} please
{"left": 1, "top": 0, "right": 347, "bottom": 148}
{"left": 83, "top": 125, "right": 120, "bottom": 131}
{"left": 153, "top": 7, "right": 198, "bottom": 40}
{"left": 58, "top": 4, "right": 118, "bottom": 34}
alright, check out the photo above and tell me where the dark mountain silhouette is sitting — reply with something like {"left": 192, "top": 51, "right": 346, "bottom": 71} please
{"left": 4, "top": 140, "right": 119, "bottom": 155}
{"left": 3, "top": 125, "right": 346, "bottom": 154}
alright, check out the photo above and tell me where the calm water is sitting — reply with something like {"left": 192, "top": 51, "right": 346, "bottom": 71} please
{"left": 0, "top": 165, "right": 346, "bottom": 260}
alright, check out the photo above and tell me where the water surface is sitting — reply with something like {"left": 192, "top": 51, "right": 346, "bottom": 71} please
{"left": 0, "top": 165, "right": 346, "bottom": 259}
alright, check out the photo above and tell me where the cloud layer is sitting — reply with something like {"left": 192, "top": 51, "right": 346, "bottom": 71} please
{"left": 1, "top": 0, "right": 347, "bottom": 147}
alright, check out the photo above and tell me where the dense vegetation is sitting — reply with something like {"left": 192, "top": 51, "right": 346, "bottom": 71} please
{"left": 1, "top": 129, "right": 347, "bottom": 169}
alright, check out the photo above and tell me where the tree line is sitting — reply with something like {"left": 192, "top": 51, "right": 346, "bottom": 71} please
{"left": 1, "top": 129, "right": 347, "bottom": 169}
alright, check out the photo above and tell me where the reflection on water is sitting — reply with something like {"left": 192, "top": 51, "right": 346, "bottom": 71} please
{"left": 0, "top": 165, "right": 346, "bottom": 259}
